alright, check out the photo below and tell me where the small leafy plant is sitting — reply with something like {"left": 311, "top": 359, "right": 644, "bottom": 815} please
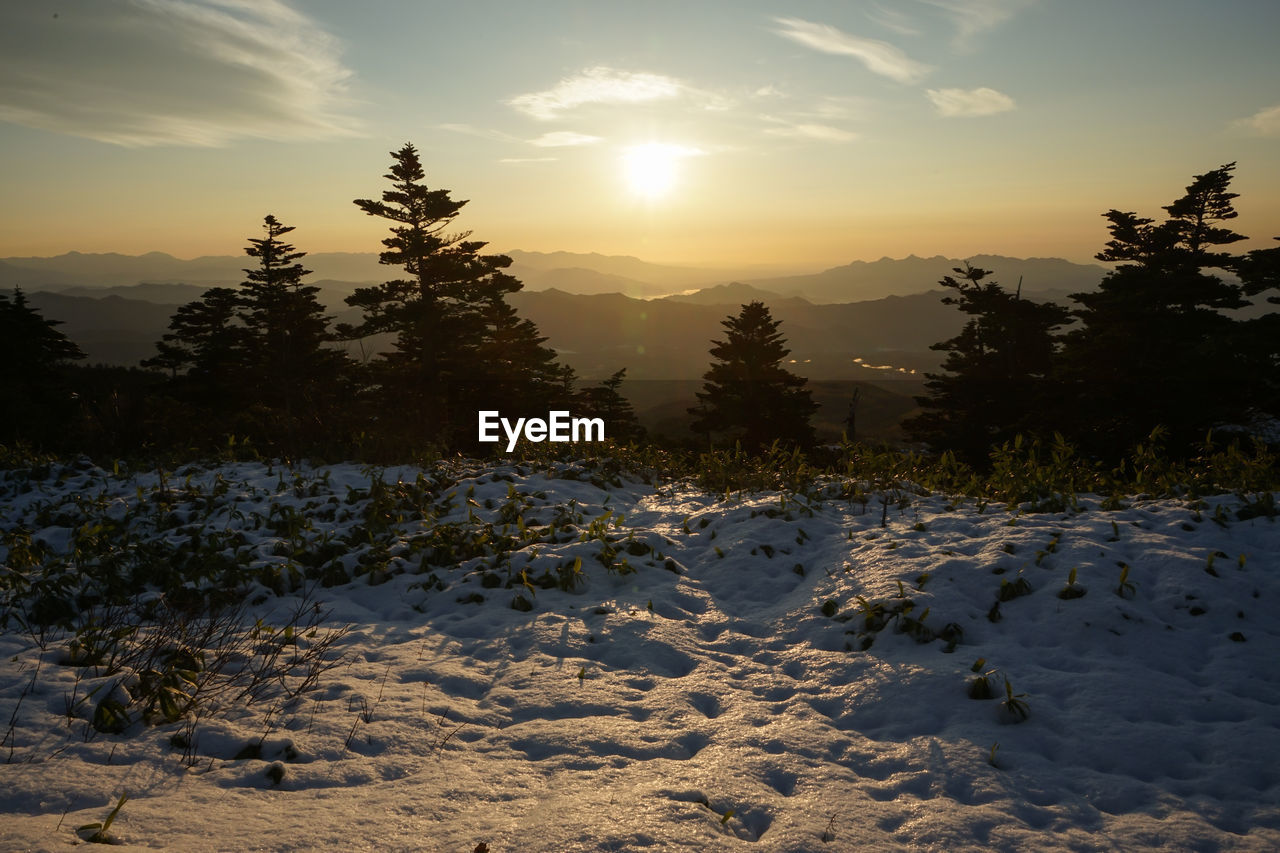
{"left": 930, "top": 618, "right": 963, "bottom": 652}
{"left": 999, "top": 678, "right": 1029, "bottom": 722}
{"left": 77, "top": 792, "right": 128, "bottom": 844}
{"left": 854, "top": 596, "right": 889, "bottom": 632}
{"left": 1115, "top": 563, "right": 1137, "bottom": 598}
{"left": 997, "top": 575, "right": 1033, "bottom": 602}
{"left": 968, "top": 667, "right": 999, "bottom": 700}
{"left": 898, "top": 606, "right": 934, "bottom": 643}
{"left": 1057, "top": 567, "right": 1087, "bottom": 599}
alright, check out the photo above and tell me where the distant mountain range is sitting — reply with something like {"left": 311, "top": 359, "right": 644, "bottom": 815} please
{"left": 504, "top": 288, "right": 967, "bottom": 381}
{"left": 747, "top": 254, "right": 1109, "bottom": 302}
{"left": 0, "top": 249, "right": 783, "bottom": 299}
{"left": 0, "top": 252, "right": 385, "bottom": 288}
{"left": 16, "top": 248, "right": 1274, "bottom": 441}
{"left": 23, "top": 280, "right": 961, "bottom": 380}
{"left": 1, "top": 249, "right": 1109, "bottom": 303}
{"left": 6, "top": 248, "right": 1117, "bottom": 440}
{"left": 7, "top": 249, "right": 1114, "bottom": 383}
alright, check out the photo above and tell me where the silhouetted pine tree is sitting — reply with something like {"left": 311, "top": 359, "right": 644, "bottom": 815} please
{"left": 144, "top": 217, "right": 350, "bottom": 453}
{"left": 1238, "top": 238, "right": 1280, "bottom": 300}
{"left": 1057, "top": 163, "right": 1250, "bottom": 454}
{"left": 143, "top": 286, "right": 250, "bottom": 408}
{"left": 0, "top": 288, "right": 86, "bottom": 446}
{"left": 1235, "top": 236, "right": 1280, "bottom": 420}
{"left": 690, "top": 301, "right": 816, "bottom": 449}
{"left": 239, "top": 215, "right": 351, "bottom": 450}
{"left": 468, "top": 297, "right": 569, "bottom": 418}
{"left": 143, "top": 286, "right": 254, "bottom": 447}
{"left": 904, "top": 265, "right": 1070, "bottom": 462}
{"left": 577, "top": 369, "right": 645, "bottom": 444}
{"left": 343, "top": 143, "right": 570, "bottom": 448}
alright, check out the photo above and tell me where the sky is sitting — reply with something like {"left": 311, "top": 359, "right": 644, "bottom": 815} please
{"left": 1, "top": 0, "right": 1279, "bottom": 269}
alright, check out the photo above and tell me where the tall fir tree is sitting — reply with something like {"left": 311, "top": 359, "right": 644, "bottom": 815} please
{"left": 344, "top": 143, "right": 569, "bottom": 449}
{"left": 238, "top": 215, "right": 351, "bottom": 449}
{"left": 0, "top": 288, "right": 86, "bottom": 446}
{"left": 576, "top": 368, "right": 645, "bottom": 444}
{"left": 1057, "top": 163, "right": 1250, "bottom": 454}
{"left": 690, "top": 301, "right": 816, "bottom": 450}
{"left": 904, "top": 265, "right": 1070, "bottom": 462}
{"left": 143, "top": 286, "right": 250, "bottom": 410}
{"left": 468, "top": 297, "right": 569, "bottom": 416}
{"left": 144, "top": 217, "right": 349, "bottom": 453}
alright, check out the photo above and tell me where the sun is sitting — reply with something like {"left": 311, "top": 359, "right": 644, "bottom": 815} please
{"left": 621, "top": 143, "right": 698, "bottom": 199}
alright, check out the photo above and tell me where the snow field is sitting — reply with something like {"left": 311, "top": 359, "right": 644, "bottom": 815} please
{"left": 0, "top": 459, "right": 1277, "bottom": 850}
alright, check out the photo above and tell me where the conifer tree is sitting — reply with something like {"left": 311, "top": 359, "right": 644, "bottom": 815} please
{"left": 238, "top": 215, "right": 350, "bottom": 447}
{"left": 1235, "top": 237, "right": 1280, "bottom": 420}
{"left": 577, "top": 369, "right": 645, "bottom": 444}
{"left": 344, "top": 143, "right": 569, "bottom": 448}
{"left": 1058, "top": 163, "right": 1250, "bottom": 454}
{"left": 0, "top": 288, "right": 86, "bottom": 445}
{"left": 143, "top": 286, "right": 250, "bottom": 409}
{"left": 690, "top": 301, "right": 816, "bottom": 449}
{"left": 904, "top": 265, "right": 1070, "bottom": 462}
{"left": 468, "top": 297, "right": 568, "bottom": 416}
{"left": 144, "top": 217, "right": 349, "bottom": 452}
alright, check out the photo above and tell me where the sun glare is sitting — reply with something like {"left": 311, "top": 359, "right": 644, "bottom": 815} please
{"left": 622, "top": 143, "right": 699, "bottom": 199}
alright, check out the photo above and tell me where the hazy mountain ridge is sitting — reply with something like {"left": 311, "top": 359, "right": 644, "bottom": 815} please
{"left": 510, "top": 266, "right": 670, "bottom": 299}
{"left": 662, "top": 282, "right": 803, "bottom": 305}
{"left": 748, "top": 253, "right": 1109, "bottom": 302}
{"left": 9, "top": 249, "right": 1106, "bottom": 380}
{"left": 1, "top": 249, "right": 766, "bottom": 296}
{"left": 22, "top": 290, "right": 365, "bottom": 368}
{"left": 507, "top": 288, "right": 957, "bottom": 380}
{"left": 503, "top": 250, "right": 792, "bottom": 294}
{"left": 50, "top": 280, "right": 364, "bottom": 306}
{"left": 0, "top": 251, "right": 386, "bottom": 289}
{"left": 0, "top": 258, "right": 83, "bottom": 289}
{"left": 14, "top": 254, "right": 1112, "bottom": 442}
{"left": 23, "top": 281, "right": 957, "bottom": 380}
{"left": 25, "top": 291, "right": 195, "bottom": 367}
{"left": 2, "top": 249, "right": 1105, "bottom": 304}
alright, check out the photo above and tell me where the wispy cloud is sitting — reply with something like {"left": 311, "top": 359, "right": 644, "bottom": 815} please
{"left": 926, "top": 87, "right": 1015, "bottom": 116}
{"left": 917, "top": 0, "right": 1033, "bottom": 47}
{"left": 443, "top": 124, "right": 601, "bottom": 152}
{"left": 0, "top": 0, "right": 358, "bottom": 146}
{"left": 757, "top": 93, "right": 871, "bottom": 143}
{"left": 866, "top": 4, "right": 922, "bottom": 36}
{"left": 809, "top": 96, "right": 875, "bottom": 120}
{"left": 507, "top": 67, "right": 683, "bottom": 119}
{"left": 439, "top": 123, "right": 522, "bottom": 143}
{"left": 764, "top": 122, "right": 858, "bottom": 142}
{"left": 1233, "top": 104, "right": 1280, "bottom": 137}
{"left": 528, "top": 131, "right": 603, "bottom": 147}
{"left": 499, "top": 157, "right": 558, "bottom": 164}
{"left": 773, "top": 18, "right": 932, "bottom": 84}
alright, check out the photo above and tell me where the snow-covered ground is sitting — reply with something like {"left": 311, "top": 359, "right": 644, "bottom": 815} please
{"left": 0, "top": 459, "right": 1277, "bottom": 851}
